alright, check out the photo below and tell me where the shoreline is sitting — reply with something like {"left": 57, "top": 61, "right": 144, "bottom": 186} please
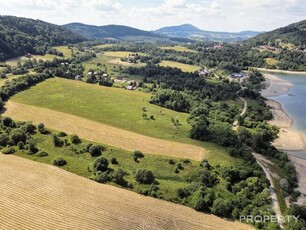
{"left": 256, "top": 68, "right": 306, "bottom": 75}
{"left": 261, "top": 73, "right": 306, "bottom": 151}
{"left": 261, "top": 72, "right": 306, "bottom": 204}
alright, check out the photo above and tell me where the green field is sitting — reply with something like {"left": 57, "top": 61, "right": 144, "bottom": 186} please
{"left": 104, "top": 51, "right": 146, "bottom": 58}
{"left": 53, "top": 46, "right": 72, "bottom": 58}
{"left": 13, "top": 131, "right": 197, "bottom": 201}
{"left": 93, "top": 44, "right": 115, "bottom": 49}
{"left": 160, "top": 60, "right": 200, "bottom": 72}
{"left": 10, "top": 77, "right": 239, "bottom": 166}
{"left": 160, "top": 46, "right": 198, "bottom": 53}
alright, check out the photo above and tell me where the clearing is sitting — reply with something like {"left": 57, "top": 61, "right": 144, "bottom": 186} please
{"left": 5, "top": 54, "right": 59, "bottom": 67}
{"left": 5, "top": 101, "right": 205, "bottom": 161}
{"left": 160, "top": 60, "right": 200, "bottom": 72}
{"left": 160, "top": 46, "right": 198, "bottom": 53}
{"left": 0, "top": 154, "right": 253, "bottom": 230}
{"left": 107, "top": 58, "right": 146, "bottom": 67}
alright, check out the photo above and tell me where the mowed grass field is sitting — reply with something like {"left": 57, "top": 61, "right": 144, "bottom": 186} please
{"left": 160, "top": 60, "right": 200, "bottom": 72}
{"left": 53, "top": 45, "right": 72, "bottom": 58}
{"left": 0, "top": 155, "right": 253, "bottom": 230}
{"left": 160, "top": 46, "right": 198, "bottom": 53}
{"left": 8, "top": 77, "right": 238, "bottom": 165}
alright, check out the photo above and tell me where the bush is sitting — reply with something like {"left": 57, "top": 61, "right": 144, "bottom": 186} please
{"left": 169, "top": 159, "right": 175, "bottom": 164}
{"left": 2, "top": 147, "right": 16, "bottom": 154}
{"left": 36, "top": 151, "right": 49, "bottom": 157}
{"left": 93, "top": 157, "right": 109, "bottom": 172}
{"left": 58, "top": 131, "right": 67, "bottom": 137}
{"left": 112, "top": 168, "right": 128, "bottom": 186}
{"left": 11, "top": 130, "right": 27, "bottom": 145}
{"left": 133, "top": 150, "right": 144, "bottom": 162}
{"left": 135, "top": 169, "right": 155, "bottom": 184}
{"left": 53, "top": 135, "right": 63, "bottom": 147}
{"left": 111, "top": 157, "right": 118, "bottom": 164}
{"left": 17, "top": 141, "right": 25, "bottom": 149}
{"left": 71, "top": 134, "right": 81, "bottom": 144}
{"left": 53, "top": 158, "right": 67, "bottom": 166}
{"left": 95, "top": 171, "right": 110, "bottom": 183}
{"left": 25, "top": 141, "right": 39, "bottom": 154}
{"left": 88, "top": 145, "right": 102, "bottom": 157}
{"left": 38, "top": 123, "right": 48, "bottom": 134}
{"left": 23, "top": 123, "right": 36, "bottom": 134}
{"left": 2, "top": 117, "right": 14, "bottom": 127}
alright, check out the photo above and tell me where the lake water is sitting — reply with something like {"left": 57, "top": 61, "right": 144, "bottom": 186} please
{"left": 265, "top": 72, "right": 306, "bottom": 159}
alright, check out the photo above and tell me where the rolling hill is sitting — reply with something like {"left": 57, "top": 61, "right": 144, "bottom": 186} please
{"left": 0, "top": 16, "right": 86, "bottom": 61}
{"left": 64, "top": 23, "right": 163, "bottom": 40}
{"left": 246, "top": 19, "right": 306, "bottom": 46}
{"left": 154, "top": 24, "right": 261, "bottom": 42}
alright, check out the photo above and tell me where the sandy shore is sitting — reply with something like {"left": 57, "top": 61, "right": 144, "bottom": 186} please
{"left": 256, "top": 68, "right": 306, "bottom": 75}
{"left": 261, "top": 74, "right": 306, "bottom": 151}
{"left": 261, "top": 72, "right": 306, "bottom": 204}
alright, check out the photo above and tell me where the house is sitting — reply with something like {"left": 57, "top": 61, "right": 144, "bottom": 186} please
{"left": 126, "top": 86, "right": 137, "bottom": 90}
{"left": 25, "top": 53, "right": 32, "bottom": 58}
{"left": 88, "top": 72, "right": 93, "bottom": 75}
{"left": 103, "top": 73, "right": 108, "bottom": 77}
{"left": 199, "top": 68, "right": 209, "bottom": 76}
{"left": 229, "top": 73, "right": 245, "bottom": 79}
{"left": 213, "top": 45, "right": 223, "bottom": 49}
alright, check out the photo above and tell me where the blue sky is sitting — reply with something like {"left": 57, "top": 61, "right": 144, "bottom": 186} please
{"left": 0, "top": 0, "right": 305, "bottom": 32}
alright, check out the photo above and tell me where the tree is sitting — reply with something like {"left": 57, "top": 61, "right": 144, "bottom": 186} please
{"left": 112, "top": 168, "right": 128, "bottom": 186}
{"left": 53, "top": 158, "right": 67, "bottom": 166}
{"left": 133, "top": 150, "right": 144, "bottom": 162}
{"left": 93, "top": 157, "right": 109, "bottom": 172}
{"left": 10, "top": 130, "right": 27, "bottom": 145}
{"left": 53, "top": 135, "right": 63, "bottom": 147}
{"left": 71, "top": 134, "right": 81, "bottom": 144}
{"left": 88, "top": 145, "right": 102, "bottom": 157}
{"left": 135, "top": 169, "right": 155, "bottom": 184}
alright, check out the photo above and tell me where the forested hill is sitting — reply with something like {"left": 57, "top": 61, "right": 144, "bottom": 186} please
{"left": 246, "top": 20, "right": 306, "bottom": 46}
{"left": 0, "top": 16, "right": 86, "bottom": 61}
{"left": 64, "top": 23, "right": 163, "bottom": 39}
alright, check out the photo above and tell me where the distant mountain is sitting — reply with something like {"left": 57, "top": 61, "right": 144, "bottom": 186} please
{"left": 64, "top": 23, "right": 163, "bottom": 40}
{"left": 0, "top": 16, "right": 86, "bottom": 61}
{"left": 154, "top": 24, "right": 261, "bottom": 42}
{"left": 246, "top": 20, "right": 306, "bottom": 46}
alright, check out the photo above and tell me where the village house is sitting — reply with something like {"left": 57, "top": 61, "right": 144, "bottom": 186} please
{"left": 199, "top": 68, "right": 209, "bottom": 76}
{"left": 213, "top": 45, "right": 223, "bottom": 49}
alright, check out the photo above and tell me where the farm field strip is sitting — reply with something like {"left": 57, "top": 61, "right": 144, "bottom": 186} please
{"left": 160, "top": 46, "right": 198, "bottom": 53}
{"left": 160, "top": 60, "right": 200, "bottom": 72}
{"left": 0, "top": 154, "right": 254, "bottom": 230}
{"left": 5, "top": 101, "right": 205, "bottom": 161}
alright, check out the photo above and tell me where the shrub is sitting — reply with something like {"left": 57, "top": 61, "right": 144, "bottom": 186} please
{"left": 2, "top": 117, "right": 14, "bottom": 127}
{"left": 0, "top": 134, "right": 8, "bottom": 146}
{"left": 95, "top": 171, "right": 110, "bottom": 183}
{"left": 71, "top": 134, "right": 81, "bottom": 144}
{"left": 38, "top": 123, "right": 48, "bottom": 134}
{"left": 135, "top": 169, "right": 155, "bottom": 184}
{"left": 2, "top": 147, "right": 16, "bottom": 154}
{"left": 112, "top": 168, "right": 128, "bottom": 186}
{"left": 23, "top": 123, "right": 36, "bottom": 134}
{"left": 17, "top": 141, "right": 25, "bottom": 149}
{"left": 169, "top": 159, "right": 175, "bottom": 164}
{"left": 93, "top": 157, "right": 109, "bottom": 172}
{"left": 111, "top": 157, "right": 118, "bottom": 164}
{"left": 53, "top": 158, "right": 67, "bottom": 166}
{"left": 53, "top": 135, "right": 63, "bottom": 147}
{"left": 133, "top": 150, "right": 144, "bottom": 162}
{"left": 11, "top": 130, "right": 27, "bottom": 145}
{"left": 88, "top": 145, "right": 102, "bottom": 157}
{"left": 58, "top": 131, "right": 67, "bottom": 137}
{"left": 36, "top": 151, "right": 49, "bottom": 157}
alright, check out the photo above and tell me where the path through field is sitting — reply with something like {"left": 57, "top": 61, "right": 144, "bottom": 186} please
{"left": 0, "top": 154, "right": 254, "bottom": 230}
{"left": 4, "top": 101, "right": 205, "bottom": 161}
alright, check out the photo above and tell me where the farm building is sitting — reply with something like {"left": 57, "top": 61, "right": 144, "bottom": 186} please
{"left": 199, "top": 68, "right": 209, "bottom": 76}
{"left": 126, "top": 86, "right": 137, "bottom": 90}
{"left": 103, "top": 73, "right": 108, "bottom": 77}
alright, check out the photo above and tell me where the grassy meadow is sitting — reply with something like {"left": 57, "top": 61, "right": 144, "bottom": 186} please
{"left": 159, "top": 60, "right": 200, "bottom": 72}
{"left": 10, "top": 77, "right": 239, "bottom": 166}
{"left": 14, "top": 132, "right": 198, "bottom": 201}
{"left": 160, "top": 46, "right": 198, "bottom": 53}
{"left": 53, "top": 46, "right": 73, "bottom": 58}
{"left": 5, "top": 54, "right": 59, "bottom": 67}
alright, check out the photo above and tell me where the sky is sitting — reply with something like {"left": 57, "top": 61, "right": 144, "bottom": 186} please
{"left": 0, "top": 0, "right": 305, "bottom": 32}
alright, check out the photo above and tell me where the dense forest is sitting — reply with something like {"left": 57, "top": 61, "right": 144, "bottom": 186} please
{"left": 0, "top": 16, "right": 86, "bottom": 61}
